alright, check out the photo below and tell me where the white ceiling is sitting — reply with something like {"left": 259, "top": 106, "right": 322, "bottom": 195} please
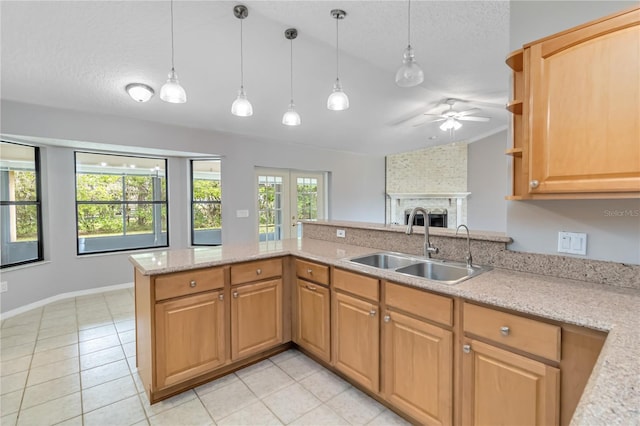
{"left": 0, "top": 0, "right": 511, "bottom": 156}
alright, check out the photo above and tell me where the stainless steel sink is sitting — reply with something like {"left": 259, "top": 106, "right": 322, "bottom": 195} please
{"left": 348, "top": 252, "right": 489, "bottom": 285}
{"left": 349, "top": 252, "right": 419, "bottom": 269}
{"left": 395, "top": 261, "right": 487, "bottom": 285}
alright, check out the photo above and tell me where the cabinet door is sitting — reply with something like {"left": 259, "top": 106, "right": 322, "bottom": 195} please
{"left": 296, "top": 279, "right": 330, "bottom": 362}
{"left": 462, "top": 339, "right": 560, "bottom": 426}
{"left": 383, "top": 311, "right": 452, "bottom": 426}
{"left": 528, "top": 8, "right": 640, "bottom": 194}
{"left": 155, "top": 290, "right": 225, "bottom": 389}
{"left": 231, "top": 279, "right": 283, "bottom": 360}
{"left": 332, "top": 291, "right": 379, "bottom": 392}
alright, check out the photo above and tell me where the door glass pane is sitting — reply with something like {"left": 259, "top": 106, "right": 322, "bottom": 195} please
{"left": 296, "top": 177, "right": 319, "bottom": 221}
{"left": 258, "top": 175, "right": 284, "bottom": 241}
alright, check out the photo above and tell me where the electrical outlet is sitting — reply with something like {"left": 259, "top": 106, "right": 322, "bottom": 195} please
{"left": 336, "top": 229, "right": 346, "bottom": 238}
{"left": 1, "top": 281, "right": 7, "bottom": 293}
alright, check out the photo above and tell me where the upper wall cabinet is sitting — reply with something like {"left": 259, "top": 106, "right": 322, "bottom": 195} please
{"left": 506, "top": 7, "right": 640, "bottom": 199}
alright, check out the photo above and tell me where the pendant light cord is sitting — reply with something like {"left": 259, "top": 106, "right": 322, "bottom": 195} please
{"left": 170, "top": 0, "right": 175, "bottom": 71}
{"left": 335, "top": 16, "right": 340, "bottom": 80}
{"left": 407, "top": 0, "right": 412, "bottom": 47}
{"left": 290, "top": 38, "right": 294, "bottom": 102}
{"left": 240, "top": 18, "right": 244, "bottom": 88}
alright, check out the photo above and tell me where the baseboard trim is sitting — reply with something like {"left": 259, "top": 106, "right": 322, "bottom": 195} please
{"left": 1, "top": 282, "right": 134, "bottom": 320}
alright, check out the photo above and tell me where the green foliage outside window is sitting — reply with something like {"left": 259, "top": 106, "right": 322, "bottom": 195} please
{"left": 193, "top": 178, "right": 221, "bottom": 230}
{"left": 12, "top": 171, "right": 38, "bottom": 240}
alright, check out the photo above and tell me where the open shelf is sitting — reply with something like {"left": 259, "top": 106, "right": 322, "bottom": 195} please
{"left": 505, "top": 148, "right": 524, "bottom": 157}
{"left": 506, "top": 100, "right": 523, "bottom": 115}
{"left": 506, "top": 49, "right": 524, "bottom": 71}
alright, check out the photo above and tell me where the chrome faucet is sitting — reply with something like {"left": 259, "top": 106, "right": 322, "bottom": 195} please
{"left": 406, "top": 207, "right": 439, "bottom": 258}
{"left": 456, "top": 224, "right": 473, "bottom": 268}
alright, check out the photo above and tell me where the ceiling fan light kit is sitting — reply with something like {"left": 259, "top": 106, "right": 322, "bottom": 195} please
{"left": 231, "top": 5, "right": 253, "bottom": 117}
{"left": 395, "top": 0, "right": 424, "bottom": 87}
{"left": 282, "top": 28, "right": 301, "bottom": 126}
{"left": 327, "top": 9, "right": 349, "bottom": 111}
{"left": 126, "top": 83, "right": 155, "bottom": 103}
{"left": 160, "top": 0, "right": 186, "bottom": 103}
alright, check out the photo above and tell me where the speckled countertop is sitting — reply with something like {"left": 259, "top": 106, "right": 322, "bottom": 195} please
{"left": 130, "top": 238, "right": 640, "bottom": 425}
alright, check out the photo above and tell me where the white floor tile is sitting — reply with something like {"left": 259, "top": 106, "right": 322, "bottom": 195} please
{"left": 235, "top": 359, "right": 274, "bottom": 379}
{"left": 290, "top": 404, "right": 351, "bottom": 426}
{"left": 22, "top": 373, "right": 80, "bottom": 409}
{"left": 1, "top": 389, "right": 23, "bottom": 415}
{"left": 277, "top": 354, "right": 324, "bottom": 381}
{"left": 118, "top": 329, "right": 136, "bottom": 344}
{"left": 79, "top": 334, "right": 121, "bottom": 355}
{"left": 17, "top": 392, "right": 82, "bottom": 426}
{"left": 1, "top": 342, "right": 35, "bottom": 361}
{"left": 78, "top": 324, "right": 117, "bottom": 342}
{"left": 81, "top": 359, "right": 130, "bottom": 389}
{"left": 141, "top": 389, "right": 196, "bottom": 417}
{"left": 1, "top": 370, "right": 28, "bottom": 395}
{"left": 80, "top": 345, "right": 125, "bottom": 370}
{"left": 194, "top": 373, "right": 240, "bottom": 397}
{"left": 81, "top": 374, "right": 137, "bottom": 412}
{"left": 327, "top": 388, "right": 385, "bottom": 425}
{"left": 148, "top": 398, "right": 213, "bottom": 426}
{"left": 26, "top": 357, "right": 79, "bottom": 387}
{"left": 1, "top": 354, "right": 32, "bottom": 377}
{"left": 1, "top": 332, "right": 38, "bottom": 348}
{"left": 217, "top": 401, "right": 283, "bottom": 426}
{"left": 262, "top": 383, "right": 322, "bottom": 424}
{"left": 37, "top": 323, "right": 79, "bottom": 340}
{"left": 114, "top": 319, "right": 135, "bottom": 333}
{"left": 34, "top": 332, "right": 78, "bottom": 353}
{"left": 367, "top": 409, "right": 412, "bottom": 425}
{"left": 83, "top": 394, "right": 146, "bottom": 426}
{"left": 241, "top": 365, "right": 294, "bottom": 398}
{"left": 268, "top": 349, "right": 301, "bottom": 365}
{"left": 54, "top": 415, "right": 83, "bottom": 426}
{"left": 1, "top": 411, "right": 18, "bottom": 426}
{"left": 199, "top": 379, "right": 258, "bottom": 421}
{"left": 299, "top": 370, "right": 351, "bottom": 402}
{"left": 31, "top": 344, "right": 78, "bottom": 368}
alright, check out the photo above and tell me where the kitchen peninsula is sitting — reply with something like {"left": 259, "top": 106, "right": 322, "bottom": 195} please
{"left": 130, "top": 227, "right": 640, "bottom": 425}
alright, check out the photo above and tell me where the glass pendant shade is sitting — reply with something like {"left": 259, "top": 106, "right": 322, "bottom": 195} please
{"left": 282, "top": 103, "right": 301, "bottom": 126}
{"left": 395, "top": 46, "right": 424, "bottom": 87}
{"left": 231, "top": 87, "right": 253, "bottom": 117}
{"left": 160, "top": 69, "right": 186, "bottom": 103}
{"left": 440, "top": 117, "right": 462, "bottom": 131}
{"left": 327, "top": 79, "right": 349, "bottom": 111}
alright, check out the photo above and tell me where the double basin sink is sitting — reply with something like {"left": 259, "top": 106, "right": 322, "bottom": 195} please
{"left": 349, "top": 252, "right": 489, "bottom": 285}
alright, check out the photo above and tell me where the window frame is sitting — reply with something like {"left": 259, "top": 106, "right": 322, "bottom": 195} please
{"left": 0, "top": 141, "right": 44, "bottom": 269}
{"left": 190, "top": 159, "right": 222, "bottom": 247}
{"left": 74, "top": 151, "right": 169, "bottom": 255}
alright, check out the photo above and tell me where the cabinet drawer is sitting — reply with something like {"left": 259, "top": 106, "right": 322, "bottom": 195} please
{"left": 295, "top": 259, "right": 330, "bottom": 285}
{"left": 385, "top": 282, "right": 453, "bottom": 327}
{"left": 333, "top": 269, "right": 379, "bottom": 301}
{"left": 155, "top": 267, "right": 224, "bottom": 301}
{"left": 231, "top": 258, "right": 283, "bottom": 285}
{"left": 464, "top": 303, "right": 561, "bottom": 361}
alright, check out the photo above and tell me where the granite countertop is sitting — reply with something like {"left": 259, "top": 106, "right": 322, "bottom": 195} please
{"left": 130, "top": 238, "right": 640, "bottom": 425}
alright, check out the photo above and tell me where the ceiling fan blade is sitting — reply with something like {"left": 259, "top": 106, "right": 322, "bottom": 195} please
{"left": 457, "top": 116, "right": 491, "bottom": 122}
{"left": 455, "top": 108, "right": 482, "bottom": 117}
{"left": 413, "top": 118, "right": 446, "bottom": 127}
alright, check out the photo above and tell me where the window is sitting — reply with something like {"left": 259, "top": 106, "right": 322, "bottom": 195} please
{"left": 0, "top": 141, "right": 43, "bottom": 268}
{"left": 191, "top": 159, "right": 222, "bottom": 246}
{"left": 75, "top": 152, "right": 168, "bottom": 254}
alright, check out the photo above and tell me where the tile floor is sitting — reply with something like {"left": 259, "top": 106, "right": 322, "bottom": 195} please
{"left": 1, "top": 288, "right": 410, "bottom": 426}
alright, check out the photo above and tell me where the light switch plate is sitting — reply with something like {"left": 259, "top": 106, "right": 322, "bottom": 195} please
{"left": 557, "top": 231, "right": 587, "bottom": 255}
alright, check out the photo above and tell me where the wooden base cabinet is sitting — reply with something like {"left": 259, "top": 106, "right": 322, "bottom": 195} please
{"left": 231, "top": 279, "right": 283, "bottom": 360}
{"left": 462, "top": 339, "right": 560, "bottom": 426}
{"left": 295, "top": 279, "right": 331, "bottom": 362}
{"left": 383, "top": 310, "right": 453, "bottom": 426}
{"left": 155, "top": 290, "right": 226, "bottom": 389}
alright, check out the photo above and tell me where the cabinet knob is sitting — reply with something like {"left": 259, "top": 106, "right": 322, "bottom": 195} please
{"left": 233, "top": 291, "right": 239, "bottom": 299}
{"left": 307, "top": 268, "right": 313, "bottom": 275}
{"left": 218, "top": 294, "right": 224, "bottom": 301}
{"left": 500, "top": 326, "right": 510, "bottom": 336}
{"left": 306, "top": 284, "right": 317, "bottom": 291}
{"left": 383, "top": 315, "right": 390, "bottom": 323}
{"left": 256, "top": 268, "right": 262, "bottom": 275}
{"left": 463, "top": 344, "right": 471, "bottom": 354}
{"left": 530, "top": 180, "right": 539, "bottom": 189}
{"left": 189, "top": 280, "right": 197, "bottom": 288}
{"left": 369, "top": 309, "right": 377, "bottom": 317}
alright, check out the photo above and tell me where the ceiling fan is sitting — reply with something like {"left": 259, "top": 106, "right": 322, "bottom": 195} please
{"left": 417, "top": 99, "right": 491, "bottom": 131}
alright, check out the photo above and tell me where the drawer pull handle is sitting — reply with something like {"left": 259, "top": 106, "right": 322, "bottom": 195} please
{"left": 369, "top": 309, "right": 377, "bottom": 317}
{"left": 383, "top": 315, "right": 390, "bottom": 323}
{"left": 233, "top": 291, "right": 239, "bottom": 299}
{"left": 218, "top": 294, "right": 224, "bottom": 301}
{"left": 306, "top": 285, "right": 317, "bottom": 291}
{"left": 256, "top": 268, "right": 262, "bottom": 275}
{"left": 307, "top": 268, "right": 313, "bottom": 275}
{"left": 463, "top": 344, "right": 471, "bottom": 354}
{"left": 500, "top": 326, "right": 510, "bottom": 336}
{"left": 189, "top": 280, "right": 197, "bottom": 288}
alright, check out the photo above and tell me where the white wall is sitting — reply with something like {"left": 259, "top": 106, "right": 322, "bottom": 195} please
{"left": 506, "top": 1, "right": 640, "bottom": 264}
{"left": 467, "top": 130, "right": 508, "bottom": 232}
{"left": 0, "top": 101, "right": 385, "bottom": 312}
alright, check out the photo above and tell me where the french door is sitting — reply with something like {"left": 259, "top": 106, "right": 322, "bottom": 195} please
{"left": 256, "top": 168, "right": 326, "bottom": 241}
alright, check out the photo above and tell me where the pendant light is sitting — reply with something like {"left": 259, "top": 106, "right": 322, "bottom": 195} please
{"left": 231, "top": 5, "right": 253, "bottom": 117}
{"left": 439, "top": 117, "right": 462, "bottom": 131}
{"left": 126, "top": 83, "right": 155, "bottom": 103}
{"left": 327, "top": 9, "right": 349, "bottom": 111}
{"left": 395, "top": 0, "right": 424, "bottom": 87}
{"left": 282, "top": 28, "right": 301, "bottom": 126}
{"left": 160, "top": 0, "right": 187, "bottom": 103}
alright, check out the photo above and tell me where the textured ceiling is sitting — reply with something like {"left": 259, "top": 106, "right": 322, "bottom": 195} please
{"left": 1, "top": 1, "right": 510, "bottom": 155}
